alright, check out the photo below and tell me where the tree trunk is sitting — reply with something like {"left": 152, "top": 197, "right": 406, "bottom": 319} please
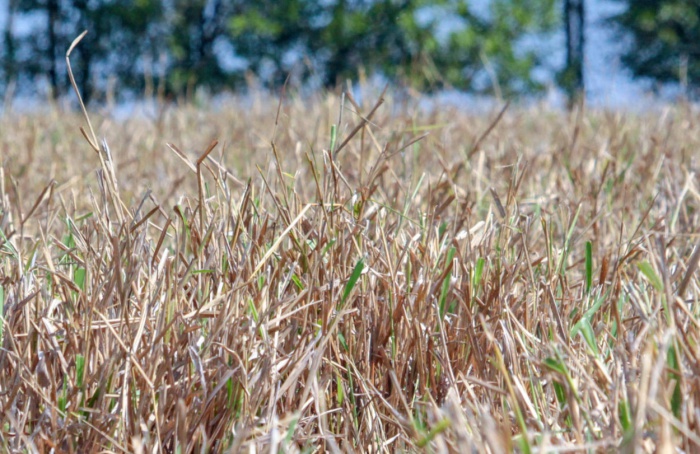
{"left": 74, "top": 0, "right": 93, "bottom": 104}
{"left": 564, "top": 0, "right": 585, "bottom": 107}
{"left": 3, "top": 0, "right": 17, "bottom": 87}
{"left": 47, "top": 0, "right": 59, "bottom": 99}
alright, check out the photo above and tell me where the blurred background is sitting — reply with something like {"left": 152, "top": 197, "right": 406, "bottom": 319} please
{"left": 0, "top": 0, "right": 695, "bottom": 110}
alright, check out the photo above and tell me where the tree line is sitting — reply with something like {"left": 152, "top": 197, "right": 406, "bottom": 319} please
{"left": 0, "top": 0, "right": 695, "bottom": 105}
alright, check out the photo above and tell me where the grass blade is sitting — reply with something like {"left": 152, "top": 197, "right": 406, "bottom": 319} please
{"left": 341, "top": 258, "right": 364, "bottom": 306}
{"left": 585, "top": 240, "right": 592, "bottom": 294}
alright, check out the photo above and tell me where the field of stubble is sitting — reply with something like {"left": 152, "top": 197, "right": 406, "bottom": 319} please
{"left": 1, "top": 91, "right": 700, "bottom": 452}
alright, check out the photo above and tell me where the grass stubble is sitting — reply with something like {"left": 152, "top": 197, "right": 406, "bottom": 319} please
{"left": 2, "top": 81, "right": 700, "bottom": 452}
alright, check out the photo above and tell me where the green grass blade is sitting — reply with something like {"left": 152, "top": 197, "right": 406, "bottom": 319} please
{"left": 0, "top": 286, "right": 4, "bottom": 345}
{"left": 74, "top": 267, "right": 86, "bottom": 291}
{"left": 473, "top": 257, "right": 485, "bottom": 296}
{"left": 329, "top": 124, "right": 337, "bottom": 154}
{"left": 76, "top": 354, "right": 85, "bottom": 388}
{"left": 439, "top": 247, "right": 457, "bottom": 318}
{"left": 415, "top": 418, "right": 451, "bottom": 448}
{"left": 668, "top": 342, "right": 682, "bottom": 418}
{"left": 618, "top": 399, "right": 632, "bottom": 432}
{"left": 638, "top": 260, "right": 663, "bottom": 292}
{"left": 341, "top": 258, "right": 365, "bottom": 306}
{"left": 585, "top": 241, "right": 592, "bottom": 294}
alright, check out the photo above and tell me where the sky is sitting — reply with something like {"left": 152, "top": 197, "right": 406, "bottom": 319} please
{"left": 0, "top": 1, "right": 660, "bottom": 109}
{"left": 574, "top": 0, "right": 651, "bottom": 107}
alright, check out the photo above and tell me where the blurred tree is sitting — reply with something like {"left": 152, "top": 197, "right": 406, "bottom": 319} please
{"left": 1, "top": 0, "right": 18, "bottom": 92}
{"left": 75, "top": 0, "right": 164, "bottom": 103}
{"left": 2, "top": 0, "right": 562, "bottom": 102}
{"left": 11, "top": 0, "right": 70, "bottom": 99}
{"left": 8, "top": 0, "right": 164, "bottom": 103}
{"left": 434, "top": 0, "right": 560, "bottom": 95}
{"left": 311, "top": 0, "right": 434, "bottom": 89}
{"left": 230, "top": 0, "right": 560, "bottom": 97}
{"left": 561, "top": 0, "right": 585, "bottom": 106}
{"left": 4, "top": 0, "right": 239, "bottom": 102}
{"left": 164, "top": 0, "right": 239, "bottom": 98}
{"left": 611, "top": 0, "right": 700, "bottom": 97}
{"left": 228, "top": 0, "right": 321, "bottom": 87}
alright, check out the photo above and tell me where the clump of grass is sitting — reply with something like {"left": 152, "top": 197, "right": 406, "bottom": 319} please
{"left": 2, "top": 90, "right": 700, "bottom": 452}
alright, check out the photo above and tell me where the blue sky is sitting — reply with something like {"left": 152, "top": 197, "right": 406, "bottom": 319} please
{"left": 0, "top": 1, "right": 660, "bottom": 108}
{"left": 572, "top": 0, "right": 650, "bottom": 107}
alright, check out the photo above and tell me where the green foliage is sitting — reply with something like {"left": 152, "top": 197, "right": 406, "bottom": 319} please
{"left": 611, "top": 0, "right": 700, "bottom": 95}
{"left": 436, "top": 0, "right": 560, "bottom": 94}
{"left": 229, "top": 0, "right": 321, "bottom": 87}
{"left": 165, "top": 0, "right": 240, "bottom": 96}
{"left": 2, "top": 0, "right": 560, "bottom": 100}
{"left": 303, "top": 0, "right": 560, "bottom": 95}
{"left": 11, "top": 0, "right": 164, "bottom": 102}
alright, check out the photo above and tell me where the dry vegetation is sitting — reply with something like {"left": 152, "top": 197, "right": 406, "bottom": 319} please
{"left": 1, "top": 90, "right": 700, "bottom": 453}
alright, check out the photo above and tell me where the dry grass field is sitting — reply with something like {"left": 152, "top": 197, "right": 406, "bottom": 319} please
{"left": 1, "top": 91, "right": 700, "bottom": 452}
